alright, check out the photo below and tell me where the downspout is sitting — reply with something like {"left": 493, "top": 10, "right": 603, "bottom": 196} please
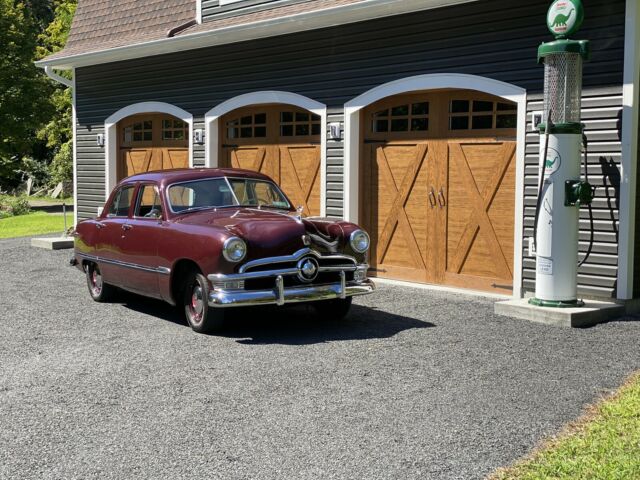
{"left": 167, "top": 19, "right": 197, "bottom": 38}
{"left": 44, "top": 65, "right": 73, "bottom": 88}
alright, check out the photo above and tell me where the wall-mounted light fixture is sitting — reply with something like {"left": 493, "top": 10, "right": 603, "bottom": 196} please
{"left": 194, "top": 129, "right": 205, "bottom": 145}
{"left": 328, "top": 122, "right": 343, "bottom": 140}
{"left": 96, "top": 133, "right": 105, "bottom": 147}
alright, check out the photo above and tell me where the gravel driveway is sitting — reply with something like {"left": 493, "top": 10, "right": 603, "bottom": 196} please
{"left": 1, "top": 237, "right": 639, "bottom": 480}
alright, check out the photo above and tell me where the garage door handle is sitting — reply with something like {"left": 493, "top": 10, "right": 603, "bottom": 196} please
{"left": 438, "top": 188, "right": 446, "bottom": 208}
{"left": 428, "top": 187, "right": 437, "bottom": 208}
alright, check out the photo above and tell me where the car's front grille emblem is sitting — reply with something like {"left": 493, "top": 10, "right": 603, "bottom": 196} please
{"left": 297, "top": 257, "right": 319, "bottom": 283}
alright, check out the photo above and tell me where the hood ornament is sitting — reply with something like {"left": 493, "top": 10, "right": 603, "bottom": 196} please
{"left": 295, "top": 205, "right": 304, "bottom": 219}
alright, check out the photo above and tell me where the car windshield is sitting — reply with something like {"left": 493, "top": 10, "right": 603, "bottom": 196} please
{"left": 167, "top": 177, "right": 291, "bottom": 213}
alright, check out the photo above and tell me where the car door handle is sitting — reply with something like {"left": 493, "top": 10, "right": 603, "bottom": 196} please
{"left": 95, "top": 223, "right": 105, "bottom": 229}
{"left": 122, "top": 224, "right": 132, "bottom": 231}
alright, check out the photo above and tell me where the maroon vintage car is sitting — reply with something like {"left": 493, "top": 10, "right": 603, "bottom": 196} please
{"left": 72, "top": 168, "right": 375, "bottom": 333}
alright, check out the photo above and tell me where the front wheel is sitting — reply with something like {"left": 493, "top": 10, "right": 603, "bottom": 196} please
{"left": 85, "top": 262, "right": 116, "bottom": 302}
{"left": 313, "top": 297, "right": 353, "bottom": 320}
{"left": 183, "top": 272, "right": 225, "bottom": 333}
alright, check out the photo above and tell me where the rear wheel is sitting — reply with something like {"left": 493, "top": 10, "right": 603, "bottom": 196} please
{"left": 85, "top": 262, "right": 116, "bottom": 302}
{"left": 314, "top": 297, "right": 353, "bottom": 320}
{"left": 183, "top": 272, "right": 225, "bottom": 333}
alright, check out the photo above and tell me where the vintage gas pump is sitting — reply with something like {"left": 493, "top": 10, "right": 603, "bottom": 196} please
{"left": 530, "top": 0, "right": 594, "bottom": 307}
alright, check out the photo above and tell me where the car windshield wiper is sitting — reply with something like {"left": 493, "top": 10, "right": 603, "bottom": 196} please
{"left": 176, "top": 206, "right": 217, "bottom": 214}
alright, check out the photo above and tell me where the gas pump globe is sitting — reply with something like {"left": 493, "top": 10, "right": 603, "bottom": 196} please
{"left": 530, "top": 0, "right": 593, "bottom": 307}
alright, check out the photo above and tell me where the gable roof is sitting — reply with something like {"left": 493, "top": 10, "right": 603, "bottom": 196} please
{"left": 38, "top": 0, "right": 476, "bottom": 69}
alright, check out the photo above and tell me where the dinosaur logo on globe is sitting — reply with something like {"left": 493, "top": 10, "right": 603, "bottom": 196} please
{"left": 547, "top": 0, "right": 583, "bottom": 38}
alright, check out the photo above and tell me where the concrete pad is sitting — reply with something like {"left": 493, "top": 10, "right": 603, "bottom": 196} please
{"left": 494, "top": 298, "right": 625, "bottom": 328}
{"left": 31, "top": 236, "right": 74, "bottom": 250}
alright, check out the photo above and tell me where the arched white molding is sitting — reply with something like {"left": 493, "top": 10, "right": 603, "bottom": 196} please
{"left": 104, "top": 101, "right": 194, "bottom": 197}
{"left": 343, "top": 73, "right": 527, "bottom": 298}
{"left": 204, "top": 91, "right": 328, "bottom": 217}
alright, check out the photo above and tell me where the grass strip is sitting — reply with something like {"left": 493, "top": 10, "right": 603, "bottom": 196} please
{"left": 0, "top": 212, "right": 74, "bottom": 239}
{"left": 490, "top": 371, "right": 640, "bottom": 480}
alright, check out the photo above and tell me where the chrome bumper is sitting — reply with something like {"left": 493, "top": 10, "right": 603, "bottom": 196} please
{"left": 208, "top": 278, "right": 375, "bottom": 308}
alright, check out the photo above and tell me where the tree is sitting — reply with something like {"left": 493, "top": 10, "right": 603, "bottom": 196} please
{"left": 0, "top": 0, "right": 54, "bottom": 188}
{"left": 37, "top": 0, "right": 76, "bottom": 186}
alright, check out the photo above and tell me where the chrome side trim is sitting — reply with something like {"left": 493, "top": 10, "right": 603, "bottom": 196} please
{"left": 76, "top": 252, "right": 171, "bottom": 275}
{"left": 208, "top": 279, "right": 375, "bottom": 308}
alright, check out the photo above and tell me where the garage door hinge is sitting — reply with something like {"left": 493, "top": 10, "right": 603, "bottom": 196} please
{"left": 222, "top": 144, "right": 239, "bottom": 148}
{"left": 491, "top": 283, "right": 513, "bottom": 290}
{"left": 364, "top": 139, "right": 387, "bottom": 144}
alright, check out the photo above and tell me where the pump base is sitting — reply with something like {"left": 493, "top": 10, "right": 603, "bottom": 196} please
{"left": 528, "top": 298, "right": 585, "bottom": 308}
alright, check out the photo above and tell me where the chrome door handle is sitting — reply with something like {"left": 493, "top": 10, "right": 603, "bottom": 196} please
{"left": 95, "top": 223, "right": 104, "bottom": 229}
{"left": 437, "top": 188, "right": 446, "bottom": 208}
{"left": 428, "top": 187, "right": 437, "bottom": 208}
{"left": 122, "top": 224, "right": 132, "bottom": 231}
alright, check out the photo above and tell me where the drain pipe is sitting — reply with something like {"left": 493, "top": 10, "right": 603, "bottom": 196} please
{"left": 44, "top": 65, "right": 73, "bottom": 88}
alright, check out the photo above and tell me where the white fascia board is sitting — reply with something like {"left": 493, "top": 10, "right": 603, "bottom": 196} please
{"left": 36, "top": 0, "right": 477, "bottom": 70}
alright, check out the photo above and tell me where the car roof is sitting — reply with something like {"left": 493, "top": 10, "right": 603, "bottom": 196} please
{"left": 118, "top": 168, "right": 273, "bottom": 187}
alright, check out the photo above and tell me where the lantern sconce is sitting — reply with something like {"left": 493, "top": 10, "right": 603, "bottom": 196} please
{"left": 194, "top": 129, "right": 205, "bottom": 145}
{"left": 328, "top": 122, "right": 343, "bottom": 140}
{"left": 96, "top": 133, "right": 105, "bottom": 147}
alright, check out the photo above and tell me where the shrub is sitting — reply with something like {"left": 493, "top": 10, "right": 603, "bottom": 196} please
{"left": 0, "top": 195, "right": 31, "bottom": 218}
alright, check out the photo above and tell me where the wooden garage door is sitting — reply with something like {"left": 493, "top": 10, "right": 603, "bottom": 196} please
{"left": 362, "top": 91, "right": 517, "bottom": 293}
{"left": 220, "top": 105, "right": 321, "bottom": 216}
{"left": 118, "top": 114, "right": 189, "bottom": 180}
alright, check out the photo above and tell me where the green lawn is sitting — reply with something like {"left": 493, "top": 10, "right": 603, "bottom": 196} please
{"left": 491, "top": 372, "right": 640, "bottom": 480}
{"left": 0, "top": 212, "right": 73, "bottom": 239}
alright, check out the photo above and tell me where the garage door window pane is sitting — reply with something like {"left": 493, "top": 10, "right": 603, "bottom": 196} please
{"left": 391, "top": 119, "right": 409, "bottom": 131}
{"left": 473, "top": 101, "right": 493, "bottom": 112}
{"left": 280, "top": 112, "right": 293, "bottom": 123}
{"left": 254, "top": 113, "right": 267, "bottom": 124}
{"left": 450, "top": 116, "right": 469, "bottom": 130}
{"left": 411, "top": 102, "right": 429, "bottom": 115}
{"left": 254, "top": 126, "right": 267, "bottom": 138}
{"left": 295, "top": 124, "right": 309, "bottom": 136}
{"left": 496, "top": 114, "right": 517, "bottom": 128}
{"left": 311, "top": 123, "right": 321, "bottom": 135}
{"left": 281, "top": 125, "right": 294, "bottom": 136}
{"left": 295, "top": 112, "right": 309, "bottom": 122}
{"left": 374, "top": 109, "right": 388, "bottom": 118}
{"left": 411, "top": 118, "right": 428, "bottom": 131}
{"left": 373, "top": 119, "right": 388, "bottom": 132}
{"left": 240, "top": 127, "right": 252, "bottom": 138}
{"left": 240, "top": 115, "right": 252, "bottom": 125}
{"left": 451, "top": 100, "right": 469, "bottom": 113}
{"left": 472, "top": 115, "right": 493, "bottom": 129}
{"left": 391, "top": 105, "right": 409, "bottom": 116}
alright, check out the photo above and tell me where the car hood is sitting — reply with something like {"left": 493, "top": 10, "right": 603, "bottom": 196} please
{"left": 174, "top": 208, "right": 311, "bottom": 257}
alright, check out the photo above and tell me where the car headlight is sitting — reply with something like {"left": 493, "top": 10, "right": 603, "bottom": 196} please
{"left": 222, "top": 237, "right": 247, "bottom": 263}
{"left": 349, "top": 229, "right": 370, "bottom": 253}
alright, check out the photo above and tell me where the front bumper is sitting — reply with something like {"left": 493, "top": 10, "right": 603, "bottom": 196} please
{"left": 207, "top": 248, "right": 374, "bottom": 308}
{"left": 208, "top": 278, "right": 375, "bottom": 308}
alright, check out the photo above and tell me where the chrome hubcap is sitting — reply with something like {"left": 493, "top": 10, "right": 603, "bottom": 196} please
{"left": 91, "top": 268, "right": 102, "bottom": 295}
{"left": 190, "top": 284, "right": 204, "bottom": 323}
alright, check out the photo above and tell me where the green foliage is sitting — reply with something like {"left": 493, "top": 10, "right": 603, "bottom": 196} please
{"left": 0, "top": 195, "right": 31, "bottom": 218}
{"left": 0, "top": 0, "right": 55, "bottom": 187}
{"left": 0, "top": 0, "right": 76, "bottom": 191}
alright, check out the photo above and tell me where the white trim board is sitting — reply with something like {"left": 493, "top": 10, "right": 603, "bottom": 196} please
{"left": 343, "top": 73, "right": 527, "bottom": 299}
{"left": 617, "top": 0, "right": 640, "bottom": 300}
{"left": 204, "top": 91, "right": 328, "bottom": 217}
{"left": 36, "top": 0, "right": 478, "bottom": 70}
{"left": 104, "top": 102, "right": 194, "bottom": 199}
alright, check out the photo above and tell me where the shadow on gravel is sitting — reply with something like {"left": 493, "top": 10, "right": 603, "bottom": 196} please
{"left": 119, "top": 293, "right": 433, "bottom": 345}
{"left": 221, "top": 304, "right": 434, "bottom": 345}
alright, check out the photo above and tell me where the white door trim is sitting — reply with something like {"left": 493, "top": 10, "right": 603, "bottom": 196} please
{"left": 104, "top": 102, "right": 194, "bottom": 198}
{"left": 204, "top": 91, "right": 328, "bottom": 216}
{"left": 343, "top": 73, "right": 527, "bottom": 298}
{"left": 617, "top": 0, "right": 640, "bottom": 299}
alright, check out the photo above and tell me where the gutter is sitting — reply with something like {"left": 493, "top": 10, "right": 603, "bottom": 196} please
{"left": 36, "top": 0, "right": 476, "bottom": 70}
{"left": 44, "top": 65, "right": 73, "bottom": 88}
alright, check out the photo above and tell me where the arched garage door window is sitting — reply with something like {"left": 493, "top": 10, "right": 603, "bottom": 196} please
{"left": 117, "top": 113, "right": 190, "bottom": 180}
{"left": 219, "top": 105, "right": 322, "bottom": 216}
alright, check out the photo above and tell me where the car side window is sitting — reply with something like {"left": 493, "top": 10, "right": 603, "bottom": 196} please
{"left": 135, "top": 184, "right": 162, "bottom": 218}
{"left": 107, "top": 185, "right": 135, "bottom": 217}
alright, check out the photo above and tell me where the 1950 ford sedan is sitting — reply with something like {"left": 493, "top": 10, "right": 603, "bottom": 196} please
{"left": 72, "top": 168, "right": 375, "bottom": 333}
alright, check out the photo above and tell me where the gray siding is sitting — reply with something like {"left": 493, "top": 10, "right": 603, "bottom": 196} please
{"left": 74, "top": 0, "right": 625, "bottom": 297}
{"left": 201, "top": 0, "right": 309, "bottom": 22}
